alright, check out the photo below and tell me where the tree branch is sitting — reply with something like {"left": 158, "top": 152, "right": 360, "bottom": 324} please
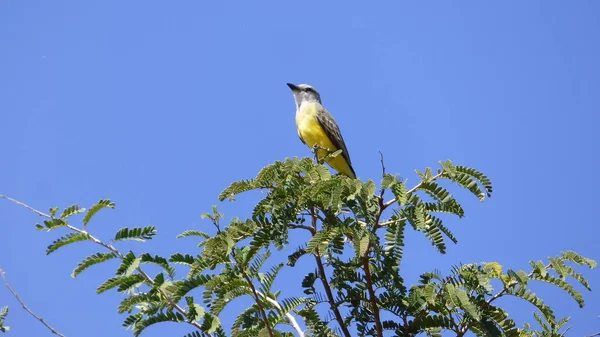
{"left": 361, "top": 256, "right": 383, "bottom": 337}
{"left": 0, "top": 268, "right": 66, "bottom": 337}
{"left": 287, "top": 224, "right": 316, "bottom": 235}
{"left": 66, "top": 224, "right": 212, "bottom": 335}
{"left": 360, "top": 193, "right": 385, "bottom": 337}
{"left": 0, "top": 194, "right": 52, "bottom": 218}
{"left": 240, "top": 270, "right": 275, "bottom": 337}
{"left": 0, "top": 194, "right": 213, "bottom": 336}
{"left": 311, "top": 208, "right": 352, "bottom": 337}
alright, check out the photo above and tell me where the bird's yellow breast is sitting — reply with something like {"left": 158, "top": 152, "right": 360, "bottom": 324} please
{"left": 295, "top": 103, "right": 336, "bottom": 151}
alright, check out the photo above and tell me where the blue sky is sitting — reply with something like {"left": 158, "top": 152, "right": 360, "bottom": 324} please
{"left": 1, "top": 1, "right": 599, "bottom": 336}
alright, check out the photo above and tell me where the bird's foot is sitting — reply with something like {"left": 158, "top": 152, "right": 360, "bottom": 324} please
{"left": 311, "top": 144, "right": 331, "bottom": 164}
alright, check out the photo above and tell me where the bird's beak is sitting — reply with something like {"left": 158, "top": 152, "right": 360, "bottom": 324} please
{"left": 286, "top": 83, "right": 299, "bottom": 91}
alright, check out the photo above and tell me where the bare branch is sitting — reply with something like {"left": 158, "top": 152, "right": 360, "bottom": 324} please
{"left": 0, "top": 268, "right": 66, "bottom": 337}
{"left": 0, "top": 194, "right": 52, "bottom": 218}
{"left": 378, "top": 151, "right": 386, "bottom": 199}
{"left": 559, "top": 327, "right": 571, "bottom": 337}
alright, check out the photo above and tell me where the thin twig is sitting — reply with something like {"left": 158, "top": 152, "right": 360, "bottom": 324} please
{"left": 559, "top": 327, "right": 571, "bottom": 337}
{"left": 0, "top": 194, "right": 212, "bottom": 336}
{"left": 378, "top": 151, "right": 386, "bottom": 199}
{"left": 0, "top": 194, "right": 52, "bottom": 218}
{"left": 585, "top": 332, "right": 600, "bottom": 337}
{"left": 0, "top": 268, "right": 66, "bottom": 337}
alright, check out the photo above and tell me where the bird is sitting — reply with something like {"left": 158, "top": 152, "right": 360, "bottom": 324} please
{"left": 286, "top": 83, "right": 356, "bottom": 179}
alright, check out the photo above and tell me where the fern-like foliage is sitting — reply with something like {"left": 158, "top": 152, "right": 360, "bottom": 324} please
{"left": 60, "top": 204, "right": 85, "bottom": 219}
{"left": 20, "top": 157, "right": 595, "bottom": 337}
{"left": 114, "top": 226, "right": 157, "bottom": 242}
{"left": 83, "top": 199, "right": 115, "bottom": 226}
{"left": 72, "top": 252, "right": 118, "bottom": 277}
{"left": 0, "top": 306, "right": 8, "bottom": 333}
{"left": 46, "top": 232, "right": 90, "bottom": 254}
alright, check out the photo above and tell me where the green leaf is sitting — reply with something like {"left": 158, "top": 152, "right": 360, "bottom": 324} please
{"left": 125, "top": 257, "right": 142, "bottom": 276}
{"left": 424, "top": 200, "right": 464, "bottom": 218}
{"left": 418, "top": 182, "right": 453, "bottom": 203}
{"left": 287, "top": 245, "right": 307, "bottom": 267}
{"left": 49, "top": 207, "right": 59, "bottom": 217}
{"left": 384, "top": 217, "right": 406, "bottom": 267}
{"left": 391, "top": 181, "right": 408, "bottom": 206}
{"left": 530, "top": 261, "right": 548, "bottom": 278}
{"left": 454, "top": 165, "right": 493, "bottom": 198}
{"left": 353, "top": 232, "right": 370, "bottom": 257}
{"left": 169, "top": 253, "right": 196, "bottom": 266}
{"left": 177, "top": 230, "right": 210, "bottom": 239}
{"left": 560, "top": 251, "right": 597, "bottom": 268}
{"left": 132, "top": 311, "right": 187, "bottom": 337}
{"left": 140, "top": 253, "right": 176, "bottom": 278}
{"left": 72, "top": 252, "right": 118, "bottom": 277}
{"left": 185, "top": 296, "right": 205, "bottom": 322}
{"left": 37, "top": 218, "right": 68, "bottom": 231}
{"left": 305, "top": 231, "right": 329, "bottom": 254}
{"left": 97, "top": 274, "right": 146, "bottom": 294}
{"left": 307, "top": 165, "right": 331, "bottom": 182}
{"left": 258, "top": 263, "right": 284, "bottom": 294}
{"left": 0, "top": 305, "right": 8, "bottom": 332}
{"left": 439, "top": 159, "right": 457, "bottom": 177}
{"left": 168, "top": 274, "right": 214, "bottom": 300}
{"left": 552, "top": 261, "right": 592, "bottom": 291}
{"left": 116, "top": 251, "right": 138, "bottom": 275}
{"left": 83, "top": 199, "right": 115, "bottom": 226}
{"left": 118, "top": 293, "right": 160, "bottom": 314}
{"left": 454, "top": 288, "right": 481, "bottom": 320}
{"left": 46, "top": 232, "right": 90, "bottom": 255}
{"left": 219, "top": 179, "right": 257, "bottom": 201}
{"left": 508, "top": 287, "right": 555, "bottom": 325}
{"left": 532, "top": 274, "right": 585, "bottom": 307}
{"left": 381, "top": 173, "right": 398, "bottom": 190}
{"left": 484, "top": 262, "right": 503, "bottom": 277}
{"left": 60, "top": 204, "right": 85, "bottom": 219}
{"left": 114, "top": 226, "right": 157, "bottom": 242}
{"left": 199, "top": 312, "right": 221, "bottom": 334}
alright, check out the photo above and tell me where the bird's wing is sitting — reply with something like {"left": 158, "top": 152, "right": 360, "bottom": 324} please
{"left": 315, "top": 105, "right": 356, "bottom": 175}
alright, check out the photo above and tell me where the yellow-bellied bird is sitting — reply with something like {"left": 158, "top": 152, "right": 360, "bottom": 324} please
{"left": 287, "top": 83, "right": 356, "bottom": 179}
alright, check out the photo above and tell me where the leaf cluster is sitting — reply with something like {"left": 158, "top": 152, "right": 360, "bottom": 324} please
{"left": 22, "top": 157, "right": 595, "bottom": 337}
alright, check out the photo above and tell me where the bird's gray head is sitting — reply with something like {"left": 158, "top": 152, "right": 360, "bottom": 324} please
{"left": 286, "top": 83, "right": 322, "bottom": 109}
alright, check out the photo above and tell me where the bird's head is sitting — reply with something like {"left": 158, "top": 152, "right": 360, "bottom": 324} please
{"left": 287, "top": 83, "right": 322, "bottom": 108}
